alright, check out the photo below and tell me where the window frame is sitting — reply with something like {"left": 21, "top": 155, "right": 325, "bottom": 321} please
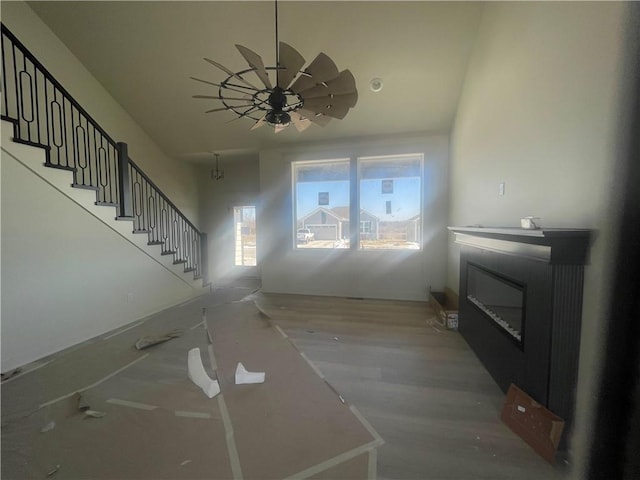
{"left": 291, "top": 153, "right": 424, "bottom": 252}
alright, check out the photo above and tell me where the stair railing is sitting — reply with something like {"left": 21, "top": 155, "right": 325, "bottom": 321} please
{"left": 1, "top": 24, "right": 207, "bottom": 282}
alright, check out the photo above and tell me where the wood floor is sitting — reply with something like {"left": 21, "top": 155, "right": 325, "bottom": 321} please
{"left": 2, "top": 283, "right": 570, "bottom": 479}
{"left": 253, "top": 292, "right": 569, "bottom": 480}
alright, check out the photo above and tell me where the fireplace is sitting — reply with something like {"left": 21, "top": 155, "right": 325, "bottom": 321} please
{"left": 449, "top": 227, "right": 591, "bottom": 450}
{"left": 466, "top": 263, "right": 525, "bottom": 347}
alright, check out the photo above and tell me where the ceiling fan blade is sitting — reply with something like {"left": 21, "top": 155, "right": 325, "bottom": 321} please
{"left": 297, "top": 70, "right": 357, "bottom": 100}
{"left": 203, "top": 57, "right": 260, "bottom": 90}
{"left": 190, "top": 77, "right": 220, "bottom": 87}
{"left": 205, "top": 106, "right": 237, "bottom": 113}
{"left": 299, "top": 108, "right": 332, "bottom": 127}
{"left": 277, "top": 42, "right": 305, "bottom": 89}
{"left": 225, "top": 106, "right": 261, "bottom": 123}
{"left": 236, "top": 44, "right": 273, "bottom": 89}
{"left": 190, "top": 77, "right": 255, "bottom": 96}
{"left": 290, "top": 111, "right": 312, "bottom": 132}
{"left": 290, "top": 53, "right": 339, "bottom": 94}
{"left": 193, "top": 95, "right": 253, "bottom": 102}
{"left": 302, "top": 91, "right": 358, "bottom": 111}
{"left": 251, "top": 115, "right": 266, "bottom": 130}
{"left": 301, "top": 97, "right": 350, "bottom": 119}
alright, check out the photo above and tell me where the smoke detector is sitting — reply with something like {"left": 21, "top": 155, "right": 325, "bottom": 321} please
{"left": 369, "top": 77, "right": 383, "bottom": 93}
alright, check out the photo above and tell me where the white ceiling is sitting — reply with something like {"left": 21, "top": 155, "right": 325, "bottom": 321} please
{"left": 28, "top": 1, "right": 483, "bottom": 163}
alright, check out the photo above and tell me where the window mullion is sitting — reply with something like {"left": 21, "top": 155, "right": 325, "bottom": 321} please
{"left": 350, "top": 156, "right": 358, "bottom": 250}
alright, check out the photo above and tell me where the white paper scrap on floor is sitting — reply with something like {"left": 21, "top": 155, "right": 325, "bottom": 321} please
{"left": 235, "top": 362, "right": 265, "bottom": 384}
{"left": 187, "top": 347, "right": 220, "bottom": 398}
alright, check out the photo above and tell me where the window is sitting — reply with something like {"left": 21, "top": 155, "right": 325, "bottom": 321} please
{"left": 292, "top": 153, "right": 422, "bottom": 250}
{"left": 293, "top": 159, "right": 350, "bottom": 249}
{"left": 233, "top": 206, "right": 256, "bottom": 266}
{"left": 359, "top": 154, "right": 422, "bottom": 250}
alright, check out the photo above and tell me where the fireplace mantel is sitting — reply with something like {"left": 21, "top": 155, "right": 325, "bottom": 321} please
{"left": 448, "top": 226, "right": 592, "bottom": 264}
{"left": 451, "top": 226, "right": 592, "bottom": 452}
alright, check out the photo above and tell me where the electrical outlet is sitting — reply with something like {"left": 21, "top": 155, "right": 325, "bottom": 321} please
{"left": 499, "top": 182, "right": 506, "bottom": 196}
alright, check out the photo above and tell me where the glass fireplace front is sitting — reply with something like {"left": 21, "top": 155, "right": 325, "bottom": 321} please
{"left": 466, "top": 264, "right": 525, "bottom": 346}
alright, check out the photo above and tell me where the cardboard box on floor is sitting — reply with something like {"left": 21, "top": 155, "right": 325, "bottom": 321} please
{"left": 501, "top": 383, "right": 565, "bottom": 464}
{"left": 429, "top": 287, "right": 459, "bottom": 329}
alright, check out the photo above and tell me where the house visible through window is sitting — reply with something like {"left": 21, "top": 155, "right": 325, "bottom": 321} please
{"left": 360, "top": 221, "right": 372, "bottom": 234}
{"left": 293, "top": 159, "right": 350, "bottom": 249}
{"left": 359, "top": 154, "right": 422, "bottom": 250}
{"left": 292, "top": 153, "right": 422, "bottom": 250}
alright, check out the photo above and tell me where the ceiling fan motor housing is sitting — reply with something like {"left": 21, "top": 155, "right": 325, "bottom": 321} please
{"left": 266, "top": 87, "right": 292, "bottom": 126}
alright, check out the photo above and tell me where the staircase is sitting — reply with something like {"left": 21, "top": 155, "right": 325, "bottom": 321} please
{"left": 1, "top": 24, "right": 207, "bottom": 289}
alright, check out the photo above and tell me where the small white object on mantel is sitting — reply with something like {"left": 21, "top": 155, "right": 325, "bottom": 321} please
{"left": 520, "top": 216, "right": 540, "bottom": 230}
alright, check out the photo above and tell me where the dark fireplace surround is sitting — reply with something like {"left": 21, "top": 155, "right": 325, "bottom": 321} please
{"left": 449, "top": 227, "right": 592, "bottom": 450}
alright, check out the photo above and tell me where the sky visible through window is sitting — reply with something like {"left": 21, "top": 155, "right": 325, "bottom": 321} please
{"left": 296, "top": 180, "right": 349, "bottom": 218}
{"left": 360, "top": 177, "right": 420, "bottom": 221}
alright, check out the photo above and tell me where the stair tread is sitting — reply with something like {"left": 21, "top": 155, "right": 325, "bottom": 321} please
{"left": 45, "top": 162, "right": 75, "bottom": 172}
{"left": 72, "top": 184, "right": 99, "bottom": 191}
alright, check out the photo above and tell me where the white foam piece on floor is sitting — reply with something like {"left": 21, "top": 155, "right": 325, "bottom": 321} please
{"left": 235, "top": 362, "right": 265, "bottom": 384}
{"left": 187, "top": 347, "right": 220, "bottom": 398}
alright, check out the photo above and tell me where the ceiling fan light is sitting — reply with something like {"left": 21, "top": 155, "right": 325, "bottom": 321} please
{"left": 265, "top": 110, "right": 291, "bottom": 127}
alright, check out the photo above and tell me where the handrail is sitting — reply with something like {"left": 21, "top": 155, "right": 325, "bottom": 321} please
{"left": 1, "top": 24, "right": 118, "bottom": 149}
{"left": 129, "top": 158, "right": 200, "bottom": 234}
{"left": 1, "top": 23, "right": 206, "bottom": 282}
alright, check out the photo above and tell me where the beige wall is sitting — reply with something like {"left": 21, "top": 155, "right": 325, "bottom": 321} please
{"left": 259, "top": 133, "right": 450, "bottom": 301}
{"left": 447, "top": 2, "right": 632, "bottom": 473}
{"left": 1, "top": 1, "right": 200, "bottom": 225}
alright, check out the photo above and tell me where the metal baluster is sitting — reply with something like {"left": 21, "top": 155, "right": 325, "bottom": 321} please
{"left": 112, "top": 144, "right": 118, "bottom": 204}
{"left": 1, "top": 32, "right": 8, "bottom": 117}
{"left": 11, "top": 43, "right": 18, "bottom": 126}
{"left": 51, "top": 92, "right": 63, "bottom": 167}
{"left": 44, "top": 78, "right": 50, "bottom": 155}
{"left": 33, "top": 61, "right": 41, "bottom": 144}
{"left": 72, "top": 106, "right": 79, "bottom": 184}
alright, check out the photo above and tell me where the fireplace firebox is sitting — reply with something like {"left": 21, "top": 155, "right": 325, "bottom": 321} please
{"left": 466, "top": 263, "right": 525, "bottom": 347}
{"left": 449, "top": 227, "right": 592, "bottom": 451}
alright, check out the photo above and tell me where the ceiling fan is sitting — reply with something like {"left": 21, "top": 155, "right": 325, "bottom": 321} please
{"left": 191, "top": 0, "right": 358, "bottom": 132}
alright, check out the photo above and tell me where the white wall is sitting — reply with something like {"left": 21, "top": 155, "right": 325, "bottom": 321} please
{"left": 1, "top": 147, "right": 197, "bottom": 372}
{"left": 1, "top": 1, "right": 200, "bottom": 225}
{"left": 447, "top": 2, "right": 633, "bottom": 473}
{"left": 259, "top": 134, "right": 449, "bottom": 301}
{"left": 198, "top": 154, "right": 261, "bottom": 285}
{"left": 0, "top": 1, "right": 205, "bottom": 372}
